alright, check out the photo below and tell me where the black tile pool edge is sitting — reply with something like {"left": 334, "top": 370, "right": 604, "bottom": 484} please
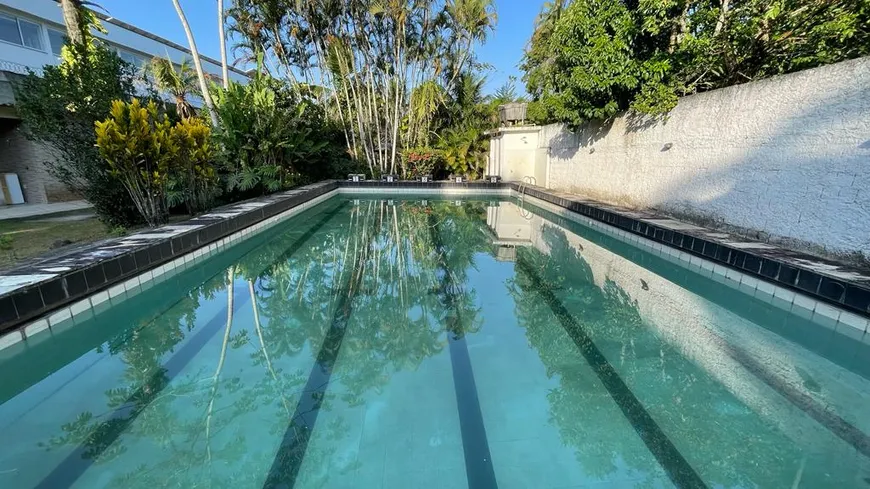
{"left": 512, "top": 183, "right": 870, "bottom": 319}
{"left": 7, "top": 178, "right": 865, "bottom": 337}
{"left": 0, "top": 181, "right": 338, "bottom": 334}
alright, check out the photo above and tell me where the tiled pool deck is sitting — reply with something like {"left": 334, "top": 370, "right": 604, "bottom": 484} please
{"left": 1, "top": 179, "right": 868, "bottom": 350}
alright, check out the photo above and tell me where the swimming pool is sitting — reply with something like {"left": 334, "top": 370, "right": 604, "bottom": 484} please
{"left": 1, "top": 195, "right": 868, "bottom": 488}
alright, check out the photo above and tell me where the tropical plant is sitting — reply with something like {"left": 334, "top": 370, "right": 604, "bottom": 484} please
{"left": 95, "top": 99, "right": 179, "bottom": 226}
{"left": 169, "top": 116, "right": 218, "bottom": 214}
{"left": 211, "top": 71, "right": 348, "bottom": 196}
{"left": 432, "top": 70, "right": 492, "bottom": 178}
{"left": 147, "top": 57, "right": 199, "bottom": 119}
{"left": 60, "top": 0, "right": 85, "bottom": 44}
{"left": 436, "top": 126, "right": 488, "bottom": 178}
{"left": 13, "top": 44, "right": 143, "bottom": 227}
{"left": 401, "top": 148, "right": 445, "bottom": 179}
{"left": 491, "top": 76, "right": 522, "bottom": 105}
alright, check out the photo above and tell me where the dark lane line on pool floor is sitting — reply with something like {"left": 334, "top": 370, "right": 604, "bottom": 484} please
{"left": 515, "top": 256, "right": 709, "bottom": 489}
{"left": 429, "top": 214, "right": 499, "bottom": 489}
{"left": 522, "top": 205, "right": 870, "bottom": 458}
{"left": 35, "top": 205, "right": 347, "bottom": 489}
{"left": 263, "top": 209, "right": 373, "bottom": 489}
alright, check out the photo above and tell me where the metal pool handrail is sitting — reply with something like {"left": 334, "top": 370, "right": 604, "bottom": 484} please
{"left": 517, "top": 176, "right": 537, "bottom": 220}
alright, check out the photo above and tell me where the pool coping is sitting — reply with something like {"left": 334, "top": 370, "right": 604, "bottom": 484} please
{"left": 1, "top": 179, "right": 868, "bottom": 348}
{"left": 513, "top": 183, "right": 870, "bottom": 323}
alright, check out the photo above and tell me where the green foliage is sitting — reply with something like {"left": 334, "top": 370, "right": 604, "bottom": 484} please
{"left": 0, "top": 234, "right": 12, "bottom": 251}
{"left": 95, "top": 100, "right": 217, "bottom": 226}
{"left": 211, "top": 72, "right": 350, "bottom": 197}
{"left": 431, "top": 71, "right": 493, "bottom": 178}
{"left": 491, "top": 76, "right": 524, "bottom": 106}
{"left": 95, "top": 99, "right": 179, "bottom": 226}
{"left": 13, "top": 43, "right": 143, "bottom": 227}
{"left": 436, "top": 126, "right": 489, "bottom": 178}
{"left": 522, "top": 0, "right": 870, "bottom": 125}
{"left": 169, "top": 117, "right": 218, "bottom": 214}
{"left": 227, "top": 0, "right": 496, "bottom": 174}
{"left": 147, "top": 57, "right": 199, "bottom": 120}
{"left": 401, "top": 148, "right": 445, "bottom": 178}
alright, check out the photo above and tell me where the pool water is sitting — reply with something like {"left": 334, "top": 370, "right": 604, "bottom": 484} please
{"left": 1, "top": 196, "right": 869, "bottom": 489}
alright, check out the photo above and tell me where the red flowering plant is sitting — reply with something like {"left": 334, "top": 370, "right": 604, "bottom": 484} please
{"left": 401, "top": 147, "right": 444, "bottom": 179}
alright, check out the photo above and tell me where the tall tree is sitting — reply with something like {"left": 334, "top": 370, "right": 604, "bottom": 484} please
{"left": 217, "top": 0, "right": 229, "bottom": 89}
{"left": 522, "top": 0, "right": 870, "bottom": 125}
{"left": 60, "top": 0, "right": 84, "bottom": 44}
{"left": 226, "top": 0, "right": 497, "bottom": 176}
{"left": 171, "top": 0, "right": 219, "bottom": 126}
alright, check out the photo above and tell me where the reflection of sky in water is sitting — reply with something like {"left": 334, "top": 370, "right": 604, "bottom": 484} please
{"left": 0, "top": 197, "right": 868, "bottom": 489}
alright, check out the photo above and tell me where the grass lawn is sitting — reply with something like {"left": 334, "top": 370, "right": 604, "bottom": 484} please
{"left": 0, "top": 218, "right": 115, "bottom": 270}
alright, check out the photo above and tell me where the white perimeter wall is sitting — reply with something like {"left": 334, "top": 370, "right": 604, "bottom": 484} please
{"left": 535, "top": 56, "right": 870, "bottom": 257}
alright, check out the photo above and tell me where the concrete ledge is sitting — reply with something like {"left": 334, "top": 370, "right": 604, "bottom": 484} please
{"left": 513, "top": 183, "right": 870, "bottom": 320}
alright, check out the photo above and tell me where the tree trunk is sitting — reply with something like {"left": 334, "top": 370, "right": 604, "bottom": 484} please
{"left": 205, "top": 267, "right": 236, "bottom": 461}
{"left": 60, "top": 0, "right": 84, "bottom": 44}
{"left": 171, "top": 0, "right": 219, "bottom": 127}
{"left": 217, "top": 0, "right": 229, "bottom": 89}
{"left": 714, "top": 0, "right": 731, "bottom": 36}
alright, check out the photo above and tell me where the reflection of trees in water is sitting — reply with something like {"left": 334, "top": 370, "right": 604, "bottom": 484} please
{"left": 41, "top": 199, "right": 491, "bottom": 489}
{"left": 509, "top": 224, "right": 803, "bottom": 489}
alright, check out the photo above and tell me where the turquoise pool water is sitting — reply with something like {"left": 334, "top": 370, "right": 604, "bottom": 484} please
{"left": 1, "top": 196, "right": 869, "bottom": 489}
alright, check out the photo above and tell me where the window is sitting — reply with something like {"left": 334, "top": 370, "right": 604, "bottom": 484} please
{"left": 0, "top": 14, "right": 44, "bottom": 50}
{"left": 118, "top": 50, "right": 147, "bottom": 68}
{"left": 19, "top": 19, "right": 42, "bottom": 50}
{"left": 0, "top": 15, "right": 21, "bottom": 45}
{"left": 48, "top": 29, "right": 66, "bottom": 56}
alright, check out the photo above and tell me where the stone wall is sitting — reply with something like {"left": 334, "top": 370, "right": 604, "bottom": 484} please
{"left": 537, "top": 56, "right": 870, "bottom": 257}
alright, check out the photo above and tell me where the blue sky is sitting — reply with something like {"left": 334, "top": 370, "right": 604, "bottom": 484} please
{"left": 97, "top": 0, "right": 543, "bottom": 94}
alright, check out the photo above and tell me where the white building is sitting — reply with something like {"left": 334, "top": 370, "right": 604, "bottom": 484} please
{"left": 0, "top": 0, "right": 249, "bottom": 204}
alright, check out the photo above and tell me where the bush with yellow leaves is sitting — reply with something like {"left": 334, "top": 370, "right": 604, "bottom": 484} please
{"left": 96, "top": 99, "right": 216, "bottom": 226}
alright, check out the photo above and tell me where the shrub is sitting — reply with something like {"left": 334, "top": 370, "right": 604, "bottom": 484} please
{"left": 95, "top": 99, "right": 179, "bottom": 227}
{"left": 96, "top": 100, "right": 218, "bottom": 226}
{"left": 401, "top": 148, "right": 444, "bottom": 179}
{"left": 169, "top": 117, "right": 218, "bottom": 214}
{"left": 13, "top": 44, "right": 143, "bottom": 227}
{"left": 436, "top": 126, "right": 489, "bottom": 179}
{"left": 211, "top": 72, "right": 353, "bottom": 198}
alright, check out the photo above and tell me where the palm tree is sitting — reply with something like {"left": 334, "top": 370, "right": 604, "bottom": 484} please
{"left": 445, "top": 0, "right": 497, "bottom": 86}
{"left": 148, "top": 56, "right": 199, "bottom": 119}
{"left": 171, "top": 0, "right": 219, "bottom": 126}
{"left": 217, "top": 0, "right": 229, "bottom": 89}
{"left": 60, "top": 0, "right": 84, "bottom": 44}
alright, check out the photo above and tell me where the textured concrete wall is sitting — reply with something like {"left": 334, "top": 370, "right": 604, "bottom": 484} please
{"left": 488, "top": 127, "right": 542, "bottom": 183}
{"left": 538, "top": 56, "right": 870, "bottom": 257}
{"left": 0, "top": 123, "right": 74, "bottom": 204}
